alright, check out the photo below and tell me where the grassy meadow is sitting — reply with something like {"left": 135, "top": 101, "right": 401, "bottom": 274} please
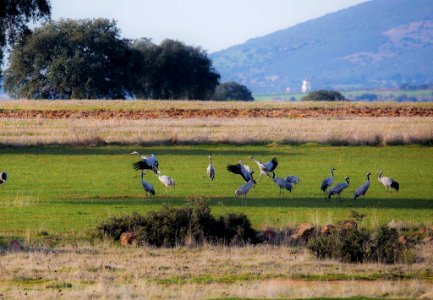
{"left": 0, "top": 144, "right": 432, "bottom": 240}
{"left": 1, "top": 100, "right": 433, "bottom": 299}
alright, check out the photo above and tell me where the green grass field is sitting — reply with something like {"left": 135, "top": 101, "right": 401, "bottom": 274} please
{"left": 1, "top": 144, "right": 432, "bottom": 240}
{"left": 254, "top": 89, "right": 433, "bottom": 101}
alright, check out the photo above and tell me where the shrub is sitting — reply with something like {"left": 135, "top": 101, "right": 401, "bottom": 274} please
{"left": 95, "top": 202, "right": 258, "bottom": 247}
{"left": 307, "top": 228, "right": 370, "bottom": 263}
{"left": 301, "top": 90, "right": 346, "bottom": 101}
{"left": 96, "top": 212, "right": 147, "bottom": 240}
{"left": 212, "top": 81, "right": 254, "bottom": 101}
{"left": 307, "top": 226, "right": 405, "bottom": 264}
{"left": 212, "top": 213, "right": 259, "bottom": 245}
{"left": 373, "top": 226, "right": 402, "bottom": 264}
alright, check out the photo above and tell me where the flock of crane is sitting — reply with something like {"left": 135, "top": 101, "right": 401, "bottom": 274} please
{"left": 0, "top": 152, "right": 400, "bottom": 200}
{"left": 130, "top": 151, "right": 400, "bottom": 200}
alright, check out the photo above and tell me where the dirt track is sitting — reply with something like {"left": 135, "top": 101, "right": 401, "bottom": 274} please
{"left": 1, "top": 107, "right": 433, "bottom": 119}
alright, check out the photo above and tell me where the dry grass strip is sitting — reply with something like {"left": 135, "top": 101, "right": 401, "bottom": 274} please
{"left": 1, "top": 117, "right": 432, "bottom": 146}
{"left": 0, "top": 244, "right": 432, "bottom": 299}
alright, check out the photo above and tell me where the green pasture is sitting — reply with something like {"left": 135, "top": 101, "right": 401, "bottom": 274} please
{"left": 254, "top": 89, "right": 433, "bottom": 101}
{"left": 0, "top": 145, "right": 432, "bottom": 239}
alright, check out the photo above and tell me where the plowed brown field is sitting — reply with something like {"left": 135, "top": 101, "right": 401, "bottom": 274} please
{"left": 1, "top": 106, "right": 432, "bottom": 119}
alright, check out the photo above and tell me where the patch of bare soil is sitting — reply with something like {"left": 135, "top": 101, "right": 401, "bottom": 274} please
{"left": 1, "top": 107, "right": 432, "bottom": 119}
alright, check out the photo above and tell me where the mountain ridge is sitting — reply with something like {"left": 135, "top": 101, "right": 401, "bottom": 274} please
{"left": 211, "top": 0, "right": 433, "bottom": 93}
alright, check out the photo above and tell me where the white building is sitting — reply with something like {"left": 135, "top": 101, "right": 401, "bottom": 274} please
{"left": 301, "top": 80, "right": 311, "bottom": 93}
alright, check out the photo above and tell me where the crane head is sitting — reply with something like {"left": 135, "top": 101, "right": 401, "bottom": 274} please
{"left": 130, "top": 151, "right": 139, "bottom": 155}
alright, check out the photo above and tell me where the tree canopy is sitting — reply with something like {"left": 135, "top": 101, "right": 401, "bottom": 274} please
{"left": 4, "top": 19, "right": 221, "bottom": 100}
{"left": 301, "top": 90, "right": 346, "bottom": 101}
{"left": 212, "top": 81, "right": 254, "bottom": 101}
{"left": 0, "top": 0, "right": 51, "bottom": 74}
{"left": 132, "top": 39, "right": 220, "bottom": 100}
{"left": 4, "top": 19, "right": 134, "bottom": 99}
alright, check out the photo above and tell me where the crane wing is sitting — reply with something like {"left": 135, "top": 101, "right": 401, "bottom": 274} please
{"left": 227, "top": 164, "right": 250, "bottom": 182}
{"left": 133, "top": 160, "right": 152, "bottom": 171}
{"left": 263, "top": 157, "right": 278, "bottom": 172}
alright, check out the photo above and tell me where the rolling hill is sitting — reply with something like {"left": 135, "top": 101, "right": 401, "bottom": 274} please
{"left": 210, "top": 0, "right": 433, "bottom": 93}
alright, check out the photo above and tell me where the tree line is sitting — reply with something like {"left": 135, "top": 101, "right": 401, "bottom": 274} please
{"left": 1, "top": 2, "right": 253, "bottom": 100}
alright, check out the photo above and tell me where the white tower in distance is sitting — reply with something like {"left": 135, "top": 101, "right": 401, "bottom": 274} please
{"left": 301, "top": 80, "right": 311, "bottom": 93}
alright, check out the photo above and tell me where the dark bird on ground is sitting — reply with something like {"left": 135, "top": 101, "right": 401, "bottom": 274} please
{"left": 140, "top": 170, "right": 155, "bottom": 196}
{"left": 207, "top": 155, "right": 215, "bottom": 186}
{"left": 235, "top": 177, "right": 256, "bottom": 205}
{"left": 378, "top": 169, "right": 399, "bottom": 191}
{"left": 0, "top": 171, "right": 8, "bottom": 185}
{"left": 321, "top": 167, "right": 336, "bottom": 196}
{"left": 354, "top": 172, "right": 371, "bottom": 200}
{"left": 272, "top": 173, "right": 293, "bottom": 198}
{"left": 328, "top": 176, "right": 350, "bottom": 199}
{"left": 285, "top": 175, "right": 300, "bottom": 185}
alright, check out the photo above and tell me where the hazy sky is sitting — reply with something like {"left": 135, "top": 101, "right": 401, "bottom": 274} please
{"left": 52, "top": 0, "right": 368, "bottom": 52}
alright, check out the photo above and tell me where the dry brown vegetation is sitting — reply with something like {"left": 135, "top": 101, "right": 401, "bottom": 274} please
{"left": 1, "top": 100, "right": 432, "bottom": 146}
{"left": 1, "top": 243, "right": 432, "bottom": 299}
{"left": 1, "top": 99, "right": 433, "bottom": 111}
{"left": 0, "top": 116, "right": 431, "bottom": 146}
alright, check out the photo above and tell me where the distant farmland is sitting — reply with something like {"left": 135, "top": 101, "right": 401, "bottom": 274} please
{"left": 254, "top": 89, "right": 433, "bottom": 102}
{"left": 0, "top": 100, "right": 432, "bottom": 146}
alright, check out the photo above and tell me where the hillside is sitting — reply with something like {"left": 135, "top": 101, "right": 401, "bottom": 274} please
{"left": 211, "top": 0, "right": 433, "bottom": 93}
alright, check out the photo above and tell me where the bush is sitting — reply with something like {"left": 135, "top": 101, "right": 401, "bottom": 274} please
{"left": 307, "top": 228, "right": 370, "bottom": 263}
{"left": 307, "top": 225, "right": 404, "bottom": 264}
{"left": 95, "top": 202, "right": 258, "bottom": 247}
{"left": 212, "top": 213, "right": 259, "bottom": 245}
{"left": 212, "top": 81, "right": 254, "bottom": 101}
{"left": 96, "top": 212, "right": 147, "bottom": 240}
{"left": 374, "top": 226, "right": 402, "bottom": 264}
{"left": 301, "top": 90, "right": 346, "bottom": 101}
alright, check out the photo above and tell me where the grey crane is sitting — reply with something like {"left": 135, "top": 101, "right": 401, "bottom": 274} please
{"left": 285, "top": 175, "right": 300, "bottom": 185}
{"left": 272, "top": 173, "right": 293, "bottom": 198}
{"left": 321, "top": 167, "right": 336, "bottom": 196}
{"left": 206, "top": 155, "right": 215, "bottom": 186}
{"left": 131, "top": 151, "right": 159, "bottom": 174}
{"left": 235, "top": 177, "right": 256, "bottom": 205}
{"left": 157, "top": 170, "right": 175, "bottom": 193}
{"left": 227, "top": 160, "right": 253, "bottom": 182}
{"left": 328, "top": 176, "right": 350, "bottom": 199}
{"left": 141, "top": 170, "right": 155, "bottom": 196}
{"left": 249, "top": 156, "right": 278, "bottom": 180}
{"left": 0, "top": 171, "right": 8, "bottom": 185}
{"left": 354, "top": 172, "right": 371, "bottom": 200}
{"left": 378, "top": 169, "right": 399, "bottom": 192}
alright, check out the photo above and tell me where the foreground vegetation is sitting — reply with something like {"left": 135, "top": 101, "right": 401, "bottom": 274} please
{"left": 0, "top": 144, "right": 432, "bottom": 240}
{"left": 0, "top": 243, "right": 432, "bottom": 299}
